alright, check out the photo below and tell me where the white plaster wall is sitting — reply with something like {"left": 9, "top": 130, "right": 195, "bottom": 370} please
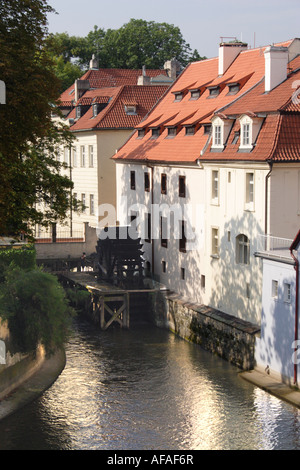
{"left": 269, "top": 164, "right": 300, "bottom": 239}
{"left": 116, "top": 161, "right": 269, "bottom": 324}
{"left": 255, "top": 258, "right": 297, "bottom": 383}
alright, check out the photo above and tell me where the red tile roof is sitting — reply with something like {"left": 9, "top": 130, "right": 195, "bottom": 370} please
{"left": 113, "top": 39, "right": 300, "bottom": 164}
{"left": 69, "top": 85, "right": 168, "bottom": 131}
{"left": 59, "top": 68, "right": 168, "bottom": 106}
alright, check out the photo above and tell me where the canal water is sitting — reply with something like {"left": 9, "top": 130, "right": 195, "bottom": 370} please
{"left": 0, "top": 316, "right": 300, "bottom": 450}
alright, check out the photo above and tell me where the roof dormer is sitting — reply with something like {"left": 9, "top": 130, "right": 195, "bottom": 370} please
{"left": 211, "top": 115, "right": 234, "bottom": 151}
{"left": 238, "top": 114, "right": 264, "bottom": 151}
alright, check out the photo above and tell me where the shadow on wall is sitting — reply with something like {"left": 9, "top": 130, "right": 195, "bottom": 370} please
{"left": 208, "top": 214, "right": 264, "bottom": 325}
{"left": 256, "top": 265, "right": 296, "bottom": 383}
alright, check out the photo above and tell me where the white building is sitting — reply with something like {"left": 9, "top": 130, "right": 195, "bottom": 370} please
{"left": 113, "top": 39, "right": 300, "bottom": 326}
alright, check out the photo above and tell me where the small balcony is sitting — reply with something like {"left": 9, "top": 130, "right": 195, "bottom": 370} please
{"left": 255, "top": 234, "right": 294, "bottom": 261}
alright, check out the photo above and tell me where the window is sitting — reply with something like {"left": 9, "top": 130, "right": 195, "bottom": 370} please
{"left": 185, "top": 126, "right": 195, "bottom": 136}
{"left": 130, "top": 171, "right": 136, "bottom": 190}
{"left": 144, "top": 172, "right": 150, "bottom": 192}
{"left": 211, "top": 170, "right": 219, "bottom": 203}
{"left": 145, "top": 213, "right": 151, "bottom": 243}
{"left": 73, "top": 147, "right": 77, "bottom": 167}
{"left": 93, "top": 103, "right": 98, "bottom": 117}
{"left": 90, "top": 194, "right": 95, "bottom": 215}
{"left": 179, "top": 176, "right": 186, "bottom": 198}
{"left": 138, "top": 129, "right": 145, "bottom": 138}
{"left": 190, "top": 89, "right": 200, "bottom": 100}
{"left": 201, "top": 275, "right": 206, "bottom": 290}
{"left": 174, "top": 92, "right": 183, "bottom": 102}
{"left": 246, "top": 172, "right": 254, "bottom": 207}
{"left": 211, "top": 227, "right": 219, "bottom": 256}
{"left": 242, "top": 123, "right": 250, "bottom": 146}
{"left": 236, "top": 234, "right": 250, "bottom": 264}
{"left": 81, "top": 193, "right": 86, "bottom": 212}
{"left": 76, "top": 106, "right": 81, "bottom": 119}
{"left": 64, "top": 147, "right": 69, "bottom": 164}
{"left": 161, "top": 174, "right": 167, "bottom": 194}
{"left": 89, "top": 145, "right": 94, "bottom": 167}
{"left": 208, "top": 86, "right": 219, "bottom": 97}
{"left": 181, "top": 268, "right": 185, "bottom": 280}
{"left": 227, "top": 83, "right": 240, "bottom": 95}
{"left": 167, "top": 127, "right": 177, "bottom": 137}
{"left": 151, "top": 128, "right": 160, "bottom": 138}
{"left": 162, "top": 260, "right": 166, "bottom": 273}
{"left": 80, "top": 146, "right": 85, "bottom": 167}
{"left": 272, "top": 280, "right": 278, "bottom": 299}
{"left": 179, "top": 220, "right": 186, "bottom": 252}
{"left": 246, "top": 283, "right": 251, "bottom": 299}
{"left": 160, "top": 216, "right": 168, "bottom": 248}
{"left": 125, "top": 105, "right": 137, "bottom": 115}
{"left": 214, "top": 125, "right": 222, "bottom": 146}
{"left": 203, "top": 124, "right": 211, "bottom": 134}
{"left": 284, "top": 283, "right": 291, "bottom": 303}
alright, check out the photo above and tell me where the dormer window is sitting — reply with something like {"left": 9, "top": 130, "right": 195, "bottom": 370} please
{"left": 203, "top": 124, "right": 211, "bottom": 134}
{"left": 93, "top": 103, "right": 99, "bottom": 117}
{"left": 227, "top": 83, "right": 240, "bottom": 95}
{"left": 185, "top": 125, "right": 195, "bottom": 136}
{"left": 167, "top": 127, "right": 177, "bottom": 138}
{"left": 190, "top": 89, "right": 200, "bottom": 100}
{"left": 211, "top": 116, "right": 233, "bottom": 151}
{"left": 208, "top": 86, "right": 220, "bottom": 98}
{"left": 238, "top": 114, "right": 264, "bottom": 152}
{"left": 76, "top": 106, "right": 81, "bottom": 119}
{"left": 125, "top": 104, "right": 137, "bottom": 115}
{"left": 151, "top": 127, "right": 160, "bottom": 138}
{"left": 138, "top": 129, "right": 145, "bottom": 138}
{"left": 174, "top": 92, "right": 183, "bottom": 102}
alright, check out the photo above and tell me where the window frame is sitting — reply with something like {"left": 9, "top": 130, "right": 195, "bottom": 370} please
{"left": 236, "top": 234, "right": 250, "bottom": 265}
{"left": 179, "top": 175, "right": 186, "bottom": 198}
{"left": 130, "top": 171, "right": 136, "bottom": 190}
{"left": 211, "top": 227, "right": 219, "bottom": 257}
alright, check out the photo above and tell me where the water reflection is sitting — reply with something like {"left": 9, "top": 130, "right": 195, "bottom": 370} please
{"left": 0, "top": 317, "right": 300, "bottom": 450}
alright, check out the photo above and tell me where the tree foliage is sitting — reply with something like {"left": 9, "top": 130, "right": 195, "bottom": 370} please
{"left": 0, "top": 262, "right": 74, "bottom": 356}
{"left": 45, "top": 19, "right": 206, "bottom": 74}
{"left": 0, "top": 0, "right": 78, "bottom": 238}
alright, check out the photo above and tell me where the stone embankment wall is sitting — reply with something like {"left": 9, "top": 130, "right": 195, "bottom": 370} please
{"left": 0, "top": 322, "right": 46, "bottom": 400}
{"left": 151, "top": 290, "right": 261, "bottom": 371}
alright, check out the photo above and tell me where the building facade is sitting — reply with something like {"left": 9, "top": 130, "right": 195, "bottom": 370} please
{"left": 113, "top": 39, "right": 300, "bottom": 326}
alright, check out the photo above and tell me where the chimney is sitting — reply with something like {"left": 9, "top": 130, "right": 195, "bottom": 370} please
{"left": 164, "top": 58, "right": 181, "bottom": 80}
{"left": 89, "top": 54, "right": 99, "bottom": 70}
{"left": 137, "top": 66, "right": 151, "bottom": 85}
{"left": 75, "top": 79, "right": 90, "bottom": 102}
{"left": 218, "top": 40, "right": 248, "bottom": 75}
{"left": 264, "top": 45, "right": 288, "bottom": 92}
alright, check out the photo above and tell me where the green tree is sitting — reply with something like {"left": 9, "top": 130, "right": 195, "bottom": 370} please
{"left": 0, "top": 0, "right": 79, "bottom": 238}
{"left": 102, "top": 19, "right": 202, "bottom": 69}
{"left": 45, "top": 20, "right": 206, "bottom": 72}
{"left": 0, "top": 263, "right": 74, "bottom": 356}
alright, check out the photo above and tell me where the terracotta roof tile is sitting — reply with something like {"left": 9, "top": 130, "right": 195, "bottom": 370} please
{"left": 69, "top": 85, "right": 168, "bottom": 131}
{"left": 114, "top": 39, "right": 300, "bottom": 164}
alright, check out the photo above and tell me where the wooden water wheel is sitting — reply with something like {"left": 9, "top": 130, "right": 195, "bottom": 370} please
{"left": 96, "top": 226, "right": 145, "bottom": 288}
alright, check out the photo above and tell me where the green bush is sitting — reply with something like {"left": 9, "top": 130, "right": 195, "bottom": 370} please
{"left": 0, "top": 264, "right": 75, "bottom": 356}
{"left": 0, "top": 246, "right": 36, "bottom": 283}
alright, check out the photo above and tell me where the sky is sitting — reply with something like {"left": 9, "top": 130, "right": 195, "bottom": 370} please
{"left": 47, "top": 0, "right": 300, "bottom": 59}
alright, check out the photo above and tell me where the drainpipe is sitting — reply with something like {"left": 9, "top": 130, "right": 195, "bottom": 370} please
{"left": 290, "top": 246, "right": 299, "bottom": 385}
{"left": 150, "top": 164, "right": 154, "bottom": 275}
{"left": 265, "top": 161, "right": 273, "bottom": 235}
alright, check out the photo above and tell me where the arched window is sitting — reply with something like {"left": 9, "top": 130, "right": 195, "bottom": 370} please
{"left": 236, "top": 234, "right": 250, "bottom": 264}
